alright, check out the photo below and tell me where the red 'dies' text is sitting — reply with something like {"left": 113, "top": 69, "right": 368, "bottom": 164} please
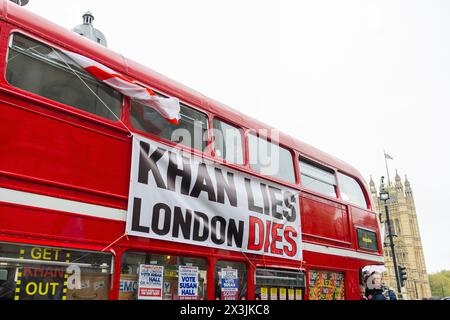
{"left": 126, "top": 135, "right": 303, "bottom": 261}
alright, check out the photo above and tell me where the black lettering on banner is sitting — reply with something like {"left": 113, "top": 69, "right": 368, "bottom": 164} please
{"left": 190, "top": 163, "right": 217, "bottom": 202}
{"left": 132, "top": 198, "right": 150, "bottom": 233}
{"left": 283, "top": 191, "right": 297, "bottom": 223}
{"left": 167, "top": 151, "right": 191, "bottom": 195}
{"left": 210, "top": 216, "right": 227, "bottom": 245}
{"left": 138, "top": 142, "right": 167, "bottom": 189}
{"left": 193, "top": 211, "right": 209, "bottom": 242}
{"left": 151, "top": 203, "right": 171, "bottom": 236}
{"left": 172, "top": 207, "right": 192, "bottom": 239}
{"left": 245, "top": 178, "right": 263, "bottom": 214}
{"left": 215, "top": 168, "right": 238, "bottom": 207}
{"left": 260, "top": 183, "right": 271, "bottom": 216}
{"left": 227, "top": 219, "right": 244, "bottom": 248}
{"left": 269, "top": 186, "right": 284, "bottom": 220}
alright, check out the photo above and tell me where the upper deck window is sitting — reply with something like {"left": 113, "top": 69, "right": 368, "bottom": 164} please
{"left": 338, "top": 173, "right": 368, "bottom": 208}
{"left": 212, "top": 119, "right": 244, "bottom": 165}
{"left": 130, "top": 100, "right": 208, "bottom": 151}
{"left": 248, "top": 134, "right": 296, "bottom": 184}
{"left": 300, "top": 159, "right": 337, "bottom": 198}
{"left": 6, "top": 33, "right": 122, "bottom": 121}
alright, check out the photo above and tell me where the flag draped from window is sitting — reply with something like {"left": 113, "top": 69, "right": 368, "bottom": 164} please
{"left": 62, "top": 50, "right": 180, "bottom": 124}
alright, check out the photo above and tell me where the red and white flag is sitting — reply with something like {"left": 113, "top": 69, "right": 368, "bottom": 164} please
{"left": 62, "top": 50, "right": 180, "bottom": 124}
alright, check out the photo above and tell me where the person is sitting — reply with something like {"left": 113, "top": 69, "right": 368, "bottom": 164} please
{"left": 365, "top": 272, "right": 397, "bottom": 300}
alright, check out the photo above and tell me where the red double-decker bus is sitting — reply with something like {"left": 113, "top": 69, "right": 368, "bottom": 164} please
{"left": 0, "top": 1, "right": 383, "bottom": 301}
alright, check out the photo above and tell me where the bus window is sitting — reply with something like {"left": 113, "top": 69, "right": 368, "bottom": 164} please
{"left": 309, "top": 270, "right": 346, "bottom": 300}
{"left": 337, "top": 173, "right": 368, "bottom": 208}
{"left": 130, "top": 100, "right": 208, "bottom": 151}
{"left": 0, "top": 243, "right": 112, "bottom": 301}
{"left": 299, "top": 159, "right": 337, "bottom": 198}
{"left": 255, "top": 268, "right": 305, "bottom": 301}
{"left": 6, "top": 33, "right": 122, "bottom": 121}
{"left": 119, "top": 252, "right": 207, "bottom": 300}
{"left": 248, "top": 134, "right": 296, "bottom": 184}
{"left": 215, "top": 261, "right": 247, "bottom": 300}
{"left": 212, "top": 119, "right": 244, "bottom": 165}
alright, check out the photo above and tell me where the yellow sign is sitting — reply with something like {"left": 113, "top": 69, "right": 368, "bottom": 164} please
{"left": 362, "top": 236, "right": 373, "bottom": 244}
{"left": 279, "top": 288, "right": 287, "bottom": 300}
{"left": 15, "top": 246, "right": 69, "bottom": 301}
{"left": 164, "top": 270, "right": 178, "bottom": 278}
{"left": 288, "top": 289, "right": 295, "bottom": 300}
{"left": 260, "top": 287, "right": 268, "bottom": 300}
{"left": 270, "top": 288, "right": 278, "bottom": 300}
{"left": 295, "top": 289, "right": 303, "bottom": 300}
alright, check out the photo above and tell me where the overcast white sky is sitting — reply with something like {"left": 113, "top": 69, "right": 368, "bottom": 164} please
{"left": 25, "top": 0, "right": 449, "bottom": 273}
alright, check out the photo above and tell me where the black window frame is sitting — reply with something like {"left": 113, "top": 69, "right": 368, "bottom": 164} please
{"left": 129, "top": 96, "right": 209, "bottom": 153}
{"left": 247, "top": 131, "right": 297, "bottom": 185}
{"left": 211, "top": 117, "right": 245, "bottom": 165}
{"left": 299, "top": 157, "right": 338, "bottom": 198}
{"left": 337, "top": 172, "right": 369, "bottom": 209}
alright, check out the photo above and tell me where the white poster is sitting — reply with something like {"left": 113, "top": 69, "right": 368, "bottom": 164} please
{"left": 221, "top": 268, "right": 238, "bottom": 300}
{"left": 126, "top": 134, "right": 303, "bottom": 261}
{"left": 178, "top": 266, "right": 199, "bottom": 300}
{"left": 137, "top": 264, "right": 164, "bottom": 300}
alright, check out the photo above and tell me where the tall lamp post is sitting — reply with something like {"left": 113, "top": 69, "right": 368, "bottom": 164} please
{"left": 379, "top": 177, "right": 402, "bottom": 296}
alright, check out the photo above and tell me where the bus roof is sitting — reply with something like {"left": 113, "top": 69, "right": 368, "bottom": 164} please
{"left": 0, "top": 0, "right": 368, "bottom": 186}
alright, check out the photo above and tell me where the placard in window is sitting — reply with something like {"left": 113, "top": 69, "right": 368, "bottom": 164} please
{"left": 178, "top": 266, "right": 199, "bottom": 300}
{"left": 137, "top": 265, "right": 164, "bottom": 300}
{"left": 14, "top": 246, "right": 70, "bottom": 301}
{"left": 260, "top": 287, "right": 268, "bottom": 300}
{"left": 309, "top": 270, "right": 345, "bottom": 300}
{"left": 221, "top": 268, "right": 238, "bottom": 300}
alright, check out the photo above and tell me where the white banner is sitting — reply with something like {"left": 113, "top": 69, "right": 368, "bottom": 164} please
{"left": 126, "top": 134, "right": 303, "bottom": 261}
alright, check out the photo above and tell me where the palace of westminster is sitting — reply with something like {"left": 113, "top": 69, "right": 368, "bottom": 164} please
{"left": 369, "top": 172, "right": 431, "bottom": 300}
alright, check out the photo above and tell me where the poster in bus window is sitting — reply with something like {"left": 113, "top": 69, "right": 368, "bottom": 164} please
{"left": 15, "top": 266, "right": 67, "bottom": 300}
{"left": 119, "top": 274, "right": 138, "bottom": 300}
{"left": 279, "top": 288, "right": 287, "bottom": 300}
{"left": 137, "top": 265, "right": 164, "bottom": 300}
{"left": 178, "top": 266, "right": 199, "bottom": 300}
{"left": 309, "top": 270, "right": 345, "bottom": 300}
{"left": 270, "top": 288, "right": 278, "bottom": 300}
{"left": 260, "top": 287, "right": 268, "bottom": 300}
{"left": 221, "top": 268, "right": 238, "bottom": 300}
{"left": 126, "top": 134, "right": 303, "bottom": 262}
{"left": 288, "top": 289, "right": 295, "bottom": 300}
{"left": 295, "top": 289, "right": 303, "bottom": 300}
{"left": 14, "top": 246, "right": 68, "bottom": 300}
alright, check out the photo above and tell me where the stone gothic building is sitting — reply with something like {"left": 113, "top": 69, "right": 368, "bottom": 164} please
{"left": 369, "top": 172, "right": 431, "bottom": 299}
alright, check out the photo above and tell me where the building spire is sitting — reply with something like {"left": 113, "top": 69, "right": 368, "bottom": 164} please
{"left": 405, "top": 175, "right": 413, "bottom": 197}
{"left": 72, "top": 11, "right": 108, "bottom": 47}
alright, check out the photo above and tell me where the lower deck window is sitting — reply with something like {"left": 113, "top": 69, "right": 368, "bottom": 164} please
{"left": 255, "top": 268, "right": 305, "bottom": 301}
{"left": 120, "top": 252, "right": 207, "bottom": 300}
{"left": 0, "top": 243, "right": 112, "bottom": 301}
{"left": 215, "top": 261, "right": 247, "bottom": 300}
{"left": 309, "top": 270, "right": 346, "bottom": 300}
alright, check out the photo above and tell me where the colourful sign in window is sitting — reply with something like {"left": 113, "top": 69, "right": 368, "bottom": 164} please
{"left": 309, "top": 270, "right": 345, "bottom": 300}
